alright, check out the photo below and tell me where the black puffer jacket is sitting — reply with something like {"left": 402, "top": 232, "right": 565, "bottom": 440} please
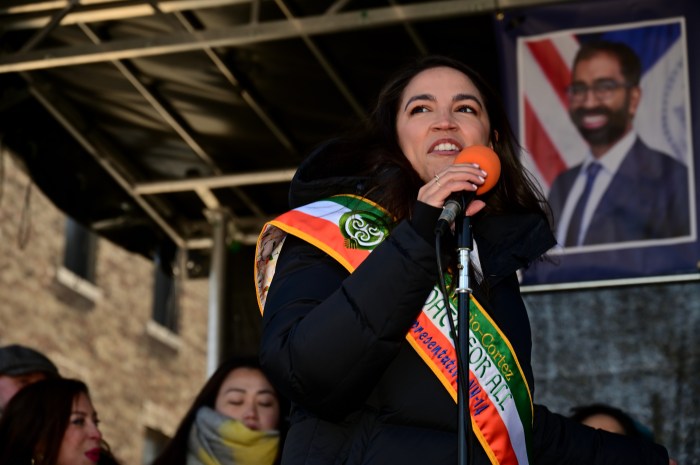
{"left": 259, "top": 147, "right": 670, "bottom": 465}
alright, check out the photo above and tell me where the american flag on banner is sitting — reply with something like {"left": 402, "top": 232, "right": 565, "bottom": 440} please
{"left": 516, "top": 18, "right": 691, "bottom": 197}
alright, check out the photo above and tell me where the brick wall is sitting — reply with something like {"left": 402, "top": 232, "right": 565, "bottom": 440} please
{"left": 0, "top": 154, "right": 210, "bottom": 463}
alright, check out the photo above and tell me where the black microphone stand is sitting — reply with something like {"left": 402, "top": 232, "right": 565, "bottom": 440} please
{"left": 455, "top": 195, "right": 474, "bottom": 465}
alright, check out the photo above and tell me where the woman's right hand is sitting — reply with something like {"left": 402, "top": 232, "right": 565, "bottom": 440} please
{"left": 417, "top": 162, "right": 489, "bottom": 216}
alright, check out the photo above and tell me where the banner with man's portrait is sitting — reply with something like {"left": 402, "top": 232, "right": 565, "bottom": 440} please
{"left": 496, "top": 0, "right": 700, "bottom": 287}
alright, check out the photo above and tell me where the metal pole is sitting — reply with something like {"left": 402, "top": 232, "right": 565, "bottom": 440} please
{"left": 456, "top": 211, "right": 473, "bottom": 465}
{"left": 205, "top": 208, "right": 230, "bottom": 376}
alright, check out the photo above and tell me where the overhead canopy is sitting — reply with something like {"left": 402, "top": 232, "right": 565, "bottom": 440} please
{"left": 0, "top": 0, "right": 571, "bottom": 275}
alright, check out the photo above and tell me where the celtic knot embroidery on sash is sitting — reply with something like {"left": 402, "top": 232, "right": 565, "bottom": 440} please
{"left": 339, "top": 210, "right": 390, "bottom": 250}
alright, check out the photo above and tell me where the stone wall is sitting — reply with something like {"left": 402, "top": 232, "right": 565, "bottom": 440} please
{"left": 524, "top": 280, "right": 700, "bottom": 463}
{"left": 0, "top": 154, "right": 210, "bottom": 463}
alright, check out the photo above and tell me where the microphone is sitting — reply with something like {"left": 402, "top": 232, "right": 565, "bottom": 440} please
{"left": 434, "top": 145, "right": 501, "bottom": 235}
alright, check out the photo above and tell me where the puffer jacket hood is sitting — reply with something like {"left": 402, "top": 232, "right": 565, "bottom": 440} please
{"left": 289, "top": 139, "right": 372, "bottom": 209}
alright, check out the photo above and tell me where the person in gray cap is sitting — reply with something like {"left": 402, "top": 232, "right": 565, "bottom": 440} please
{"left": 0, "top": 344, "right": 59, "bottom": 414}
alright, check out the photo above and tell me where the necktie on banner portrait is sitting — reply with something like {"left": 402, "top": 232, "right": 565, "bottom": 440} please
{"left": 565, "top": 163, "right": 602, "bottom": 247}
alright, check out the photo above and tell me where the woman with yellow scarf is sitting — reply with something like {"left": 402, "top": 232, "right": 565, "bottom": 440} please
{"left": 153, "top": 357, "right": 285, "bottom": 465}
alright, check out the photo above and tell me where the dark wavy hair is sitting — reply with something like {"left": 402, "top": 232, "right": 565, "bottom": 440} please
{"left": 573, "top": 40, "right": 642, "bottom": 86}
{"left": 316, "top": 55, "right": 549, "bottom": 223}
{"left": 0, "top": 378, "right": 90, "bottom": 465}
{"left": 152, "top": 356, "right": 288, "bottom": 465}
{"left": 570, "top": 403, "right": 654, "bottom": 440}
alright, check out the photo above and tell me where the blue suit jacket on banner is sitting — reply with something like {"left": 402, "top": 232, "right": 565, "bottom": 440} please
{"left": 548, "top": 137, "right": 690, "bottom": 245}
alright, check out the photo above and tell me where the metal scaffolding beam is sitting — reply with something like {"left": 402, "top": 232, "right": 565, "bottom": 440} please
{"left": 0, "top": 0, "right": 567, "bottom": 73}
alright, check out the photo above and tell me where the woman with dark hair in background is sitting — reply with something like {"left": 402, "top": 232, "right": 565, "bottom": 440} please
{"left": 571, "top": 403, "right": 656, "bottom": 440}
{"left": 153, "top": 356, "right": 286, "bottom": 465}
{"left": 0, "top": 377, "right": 107, "bottom": 465}
{"left": 254, "top": 55, "right": 675, "bottom": 464}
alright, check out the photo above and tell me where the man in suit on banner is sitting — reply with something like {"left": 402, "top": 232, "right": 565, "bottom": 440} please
{"left": 548, "top": 40, "right": 690, "bottom": 248}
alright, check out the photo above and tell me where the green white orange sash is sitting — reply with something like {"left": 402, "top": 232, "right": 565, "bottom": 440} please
{"left": 255, "top": 195, "right": 533, "bottom": 465}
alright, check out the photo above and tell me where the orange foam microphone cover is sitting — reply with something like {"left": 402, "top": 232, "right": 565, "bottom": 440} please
{"left": 454, "top": 145, "right": 501, "bottom": 195}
